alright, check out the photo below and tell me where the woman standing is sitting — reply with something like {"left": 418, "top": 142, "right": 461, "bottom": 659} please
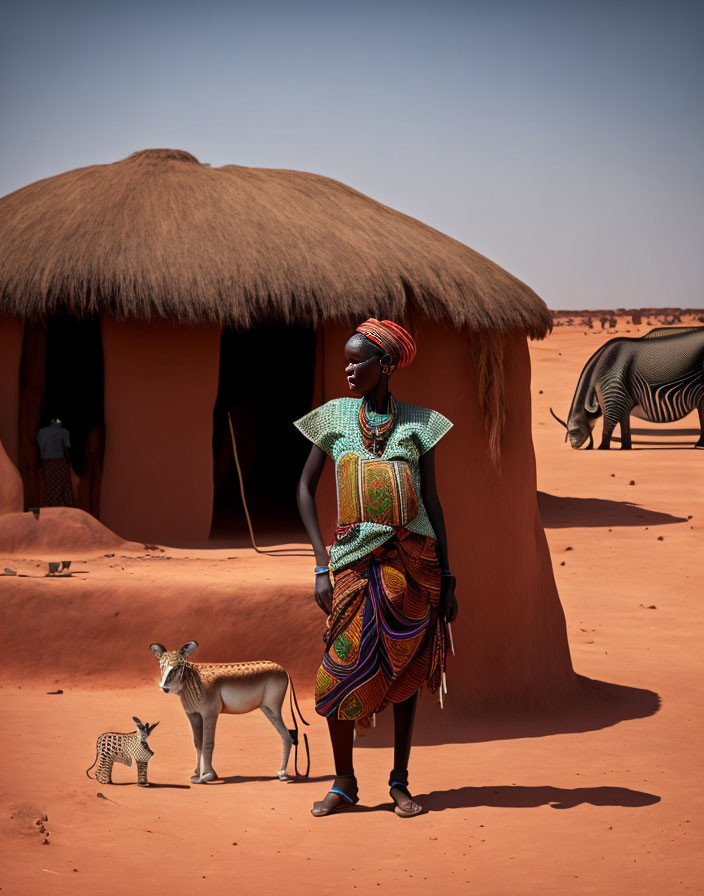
{"left": 294, "top": 318, "right": 458, "bottom": 817}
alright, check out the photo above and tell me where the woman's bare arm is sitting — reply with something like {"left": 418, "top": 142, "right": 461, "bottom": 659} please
{"left": 296, "top": 444, "right": 334, "bottom": 612}
{"left": 420, "top": 447, "right": 458, "bottom": 622}
{"left": 296, "top": 444, "right": 330, "bottom": 565}
{"left": 419, "top": 447, "right": 450, "bottom": 570}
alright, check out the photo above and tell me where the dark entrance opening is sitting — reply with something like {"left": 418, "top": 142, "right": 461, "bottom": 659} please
{"left": 18, "top": 313, "right": 105, "bottom": 513}
{"left": 210, "top": 323, "right": 317, "bottom": 542}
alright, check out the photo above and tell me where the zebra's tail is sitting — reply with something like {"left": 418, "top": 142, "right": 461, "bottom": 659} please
{"left": 85, "top": 743, "right": 99, "bottom": 779}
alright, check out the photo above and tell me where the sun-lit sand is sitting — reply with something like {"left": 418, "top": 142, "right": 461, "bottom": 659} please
{"left": 1, "top": 315, "right": 702, "bottom": 893}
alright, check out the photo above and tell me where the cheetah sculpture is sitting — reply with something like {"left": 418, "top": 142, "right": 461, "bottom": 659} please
{"left": 86, "top": 717, "right": 159, "bottom": 786}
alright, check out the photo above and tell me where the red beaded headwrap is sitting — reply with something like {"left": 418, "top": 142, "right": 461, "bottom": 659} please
{"left": 355, "top": 318, "right": 417, "bottom": 369}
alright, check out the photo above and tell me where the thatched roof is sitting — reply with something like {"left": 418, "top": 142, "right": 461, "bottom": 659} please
{"left": 0, "top": 148, "right": 551, "bottom": 338}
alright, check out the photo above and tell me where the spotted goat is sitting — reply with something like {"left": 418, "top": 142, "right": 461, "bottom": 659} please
{"left": 149, "top": 641, "right": 309, "bottom": 784}
{"left": 86, "top": 717, "right": 159, "bottom": 786}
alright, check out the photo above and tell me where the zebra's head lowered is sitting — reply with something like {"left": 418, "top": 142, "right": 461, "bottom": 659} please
{"left": 149, "top": 642, "right": 199, "bottom": 693}
{"left": 549, "top": 406, "right": 596, "bottom": 449}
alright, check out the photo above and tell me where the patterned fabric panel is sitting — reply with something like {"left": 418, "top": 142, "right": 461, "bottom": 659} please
{"left": 336, "top": 453, "right": 418, "bottom": 526}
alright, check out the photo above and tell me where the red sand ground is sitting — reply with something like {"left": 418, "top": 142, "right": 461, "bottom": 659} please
{"left": 1, "top": 321, "right": 702, "bottom": 894}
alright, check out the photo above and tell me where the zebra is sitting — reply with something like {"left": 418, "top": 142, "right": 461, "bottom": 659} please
{"left": 550, "top": 326, "right": 704, "bottom": 449}
{"left": 149, "top": 641, "right": 309, "bottom": 784}
{"left": 86, "top": 717, "right": 159, "bottom": 786}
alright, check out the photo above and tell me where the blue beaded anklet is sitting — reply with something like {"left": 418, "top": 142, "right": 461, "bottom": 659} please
{"left": 389, "top": 779, "right": 410, "bottom": 793}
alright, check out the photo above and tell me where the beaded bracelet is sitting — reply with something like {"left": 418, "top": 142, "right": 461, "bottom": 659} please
{"left": 314, "top": 565, "right": 330, "bottom": 575}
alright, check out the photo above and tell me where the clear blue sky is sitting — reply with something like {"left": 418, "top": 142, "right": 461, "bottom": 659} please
{"left": 1, "top": 0, "right": 702, "bottom": 309}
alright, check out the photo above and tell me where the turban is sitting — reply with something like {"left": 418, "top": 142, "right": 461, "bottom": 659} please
{"left": 355, "top": 318, "right": 417, "bottom": 369}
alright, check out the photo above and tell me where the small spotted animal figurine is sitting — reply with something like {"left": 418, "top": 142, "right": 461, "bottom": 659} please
{"left": 86, "top": 717, "right": 159, "bottom": 786}
{"left": 150, "top": 641, "right": 309, "bottom": 784}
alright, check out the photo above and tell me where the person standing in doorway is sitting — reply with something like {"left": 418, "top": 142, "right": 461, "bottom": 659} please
{"left": 37, "top": 417, "right": 75, "bottom": 507}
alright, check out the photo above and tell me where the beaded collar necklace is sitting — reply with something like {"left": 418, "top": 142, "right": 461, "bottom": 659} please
{"left": 358, "top": 392, "right": 397, "bottom": 456}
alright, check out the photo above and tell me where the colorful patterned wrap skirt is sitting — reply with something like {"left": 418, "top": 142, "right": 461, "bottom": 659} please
{"left": 315, "top": 527, "right": 447, "bottom": 722}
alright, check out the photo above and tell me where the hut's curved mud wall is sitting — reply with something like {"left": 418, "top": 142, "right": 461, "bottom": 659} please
{"left": 1, "top": 313, "right": 575, "bottom": 710}
{"left": 100, "top": 318, "right": 220, "bottom": 544}
{"left": 0, "top": 317, "right": 23, "bottom": 465}
{"left": 0, "top": 440, "right": 22, "bottom": 513}
{"left": 314, "top": 319, "right": 577, "bottom": 709}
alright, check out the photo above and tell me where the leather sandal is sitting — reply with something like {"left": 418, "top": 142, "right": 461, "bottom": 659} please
{"left": 389, "top": 780, "right": 423, "bottom": 818}
{"left": 311, "top": 776, "right": 359, "bottom": 817}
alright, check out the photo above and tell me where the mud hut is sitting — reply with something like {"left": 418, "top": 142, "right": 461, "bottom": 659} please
{"left": 0, "top": 148, "right": 576, "bottom": 707}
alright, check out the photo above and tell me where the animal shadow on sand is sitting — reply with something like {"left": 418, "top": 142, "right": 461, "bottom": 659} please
{"left": 210, "top": 774, "right": 333, "bottom": 786}
{"left": 107, "top": 782, "right": 191, "bottom": 789}
{"left": 538, "top": 491, "right": 687, "bottom": 528}
{"left": 616, "top": 427, "right": 702, "bottom": 448}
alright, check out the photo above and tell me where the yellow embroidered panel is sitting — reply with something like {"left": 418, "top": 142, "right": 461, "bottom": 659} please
{"left": 336, "top": 452, "right": 419, "bottom": 527}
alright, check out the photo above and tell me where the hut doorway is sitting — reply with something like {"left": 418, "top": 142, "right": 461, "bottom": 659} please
{"left": 210, "top": 323, "right": 317, "bottom": 542}
{"left": 18, "top": 314, "right": 105, "bottom": 513}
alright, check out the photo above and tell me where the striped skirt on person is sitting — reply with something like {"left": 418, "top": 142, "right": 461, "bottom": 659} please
{"left": 315, "top": 527, "right": 447, "bottom": 722}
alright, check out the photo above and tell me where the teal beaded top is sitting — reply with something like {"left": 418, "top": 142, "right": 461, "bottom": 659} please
{"left": 293, "top": 396, "right": 453, "bottom": 571}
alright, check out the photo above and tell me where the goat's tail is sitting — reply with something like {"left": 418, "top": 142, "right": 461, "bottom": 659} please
{"left": 288, "top": 674, "right": 309, "bottom": 728}
{"left": 85, "top": 743, "right": 99, "bottom": 779}
{"left": 288, "top": 674, "right": 311, "bottom": 778}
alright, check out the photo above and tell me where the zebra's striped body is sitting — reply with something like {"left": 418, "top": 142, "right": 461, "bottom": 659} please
{"left": 630, "top": 368, "right": 704, "bottom": 423}
{"left": 86, "top": 718, "right": 158, "bottom": 786}
{"left": 558, "top": 326, "right": 704, "bottom": 449}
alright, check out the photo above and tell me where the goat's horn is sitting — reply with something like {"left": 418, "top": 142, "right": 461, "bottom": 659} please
{"left": 549, "top": 407, "right": 568, "bottom": 429}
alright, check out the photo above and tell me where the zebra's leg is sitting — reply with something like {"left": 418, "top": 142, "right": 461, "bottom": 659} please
{"left": 198, "top": 713, "right": 219, "bottom": 783}
{"left": 597, "top": 379, "right": 629, "bottom": 449}
{"left": 695, "top": 401, "right": 704, "bottom": 448}
{"left": 619, "top": 410, "right": 632, "bottom": 450}
{"left": 260, "top": 704, "right": 294, "bottom": 780}
{"left": 186, "top": 712, "right": 204, "bottom": 784}
{"left": 137, "top": 761, "right": 149, "bottom": 787}
{"left": 598, "top": 416, "right": 617, "bottom": 450}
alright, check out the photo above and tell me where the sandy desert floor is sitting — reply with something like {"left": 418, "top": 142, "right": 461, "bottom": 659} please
{"left": 1, "top": 320, "right": 702, "bottom": 894}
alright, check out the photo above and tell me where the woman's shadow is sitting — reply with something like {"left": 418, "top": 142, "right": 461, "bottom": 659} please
{"left": 352, "top": 784, "right": 660, "bottom": 814}
{"left": 412, "top": 784, "right": 660, "bottom": 812}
